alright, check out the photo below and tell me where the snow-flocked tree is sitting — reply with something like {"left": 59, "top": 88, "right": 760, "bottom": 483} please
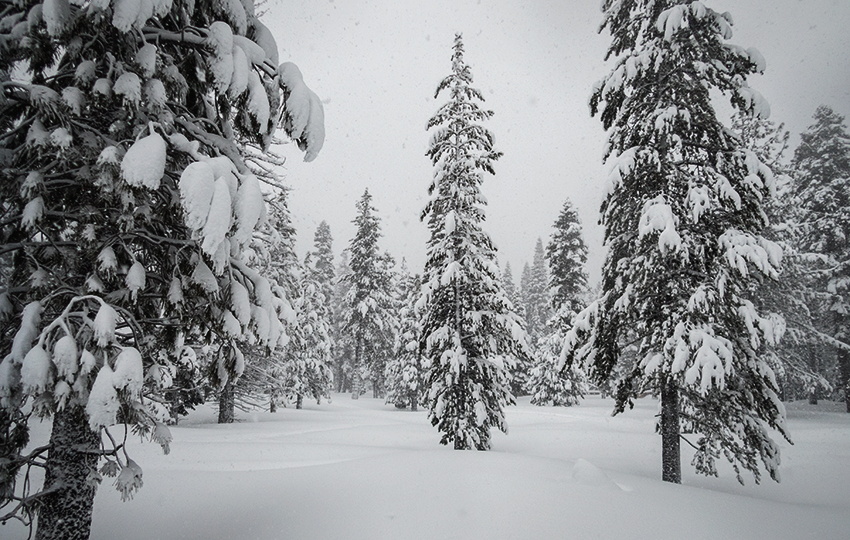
{"left": 501, "top": 261, "right": 519, "bottom": 308}
{"left": 384, "top": 264, "right": 426, "bottom": 410}
{"left": 526, "top": 199, "right": 589, "bottom": 406}
{"left": 419, "top": 33, "right": 529, "bottom": 450}
{"left": 339, "top": 189, "right": 397, "bottom": 399}
{"left": 563, "top": 0, "right": 789, "bottom": 484}
{"left": 790, "top": 106, "right": 850, "bottom": 411}
{"left": 0, "top": 1, "right": 324, "bottom": 537}
{"left": 546, "top": 199, "right": 589, "bottom": 315}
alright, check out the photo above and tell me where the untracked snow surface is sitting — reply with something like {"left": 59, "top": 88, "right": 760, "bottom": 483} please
{"left": 10, "top": 397, "right": 850, "bottom": 539}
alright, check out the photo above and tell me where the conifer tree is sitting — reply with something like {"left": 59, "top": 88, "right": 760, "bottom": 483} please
{"left": 385, "top": 265, "right": 426, "bottom": 410}
{"left": 420, "top": 33, "right": 529, "bottom": 450}
{"left": 528, "top": 238, "right": 551, "bottom": 337}
{"left": 790, "top": 106, "right": 850, "bottom": 411}
{"left": 332, "top": 251, "right": 354, "bottom": 391}
{"left": 546, "top": 199, "right": 589, "bottom": 315}
{"left": 340, "top": 190, "right": 397, "bottom": 399}
{"left": 527, "top": 200, "right": 589, "bottom": 406}
{"left": 311, "top": 221, "right": 336, "bottom": 317}
{"left": 564, "top": 1, "right": 789, "bottom": 484}
{"left": 0, "top": 0, "right": 324, "bottom": 536}
{"left": 502, "top": 262, "right": 519, "bottom": 308}
{"left": 281, "top": 253, "right": 334, "bottom": 409}
{"left": 732, "top": 112, "right": 831, "bottom": 403}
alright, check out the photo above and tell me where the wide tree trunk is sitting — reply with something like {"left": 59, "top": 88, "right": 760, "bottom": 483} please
{"left": 36, "top": 404, "right": 100, "bottom": 540}
{"left": 660, "top": 378, "right": 681, "bottom": 484}
{"left": 218, "top": 381, "right": 235, "bottom": 423}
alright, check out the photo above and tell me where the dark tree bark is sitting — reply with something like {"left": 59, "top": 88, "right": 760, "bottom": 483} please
{"left": 838, "top": 348, "right": 850, "bottom": 413}
{"left": 218, "top": 381, "right": 235, "bottom": 423}
{"left": 661, "top": 378, "right": 681, "bottom": 484}
{"left": 36, "top": 405, "right": 100, "bottom": 540}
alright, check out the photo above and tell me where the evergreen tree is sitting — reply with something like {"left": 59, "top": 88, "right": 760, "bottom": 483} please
{"left": 232, "top": 190, "right": 299, "bottom": 418}
{"left": 281, "top": 253, "right": 334, "bottom": 409}
{"left": 385, "top": 265, "right": 426, "bottom": 410}
{"left": 564, "top": 1, "right": 789, "bottom": 484}
{"left": 732, "top": 112, "right": 831, "bottom": 403}
{"left": 332, "top": 251, "right": 354, "bottom": 392}
{"left": 0, "top": 1, "right": 324, "bottom": 536}
{"left": 340, "top": 190, "right": 397, "bottom": 399}
{"left": 790, "top": 106, "right": 850, "bottom": 411}
{"left": 527, "top": 200, "right": 590, "bottom": 406}
{"left": 546, "top": 199, "right": 589, "bottom": 315}
{"left": 528, "top": 238, "right": 551, "bottom": 337}
{"left": 311, "top": 221, "right": 336, "bottom": 316}
{"left": 420, "top": 34, "right": 529, "bottom": 450}
{"left": 519, "top": 262, "right": 533, "bottom": 324}
{"left": 502, "top": 261, "right": 520, "bottom": 308}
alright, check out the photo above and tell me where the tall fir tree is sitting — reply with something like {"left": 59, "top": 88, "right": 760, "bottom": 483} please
{"left": 528, "top": 239, "right": 551, "bottom": 336}
{"left": 546, "top": 199, "right": 589, "bottom": 315}
{"left": 732, "top": 112, "right": 831, "bottom": 403}
{"left": 527, "top": 200, "right": 590, "bottom": 406}
{"left": 332, "top": 251, "right": 354, "bottom": 392}
{"left": 502, "top": 261, "right": 520, "bottom": 308}
{"left": 281, "top": 252, "right": 334, "bottom": 409}
{"left": 340, "top": 189, "right": 397, "bottom": 399}
{"left": 0, "top": 0, "right": 324, "bottom": 537}
{"left": 564, "top": 1, "right": 789, "bottom": 484}
{"left": 790, "top": 106, "right": 850, "bottom": 411}
{"left": 419, "top": 33, "right": 529, "bottom": 450}
{"left": 310, "top": 221, "right": 336, "bottom": 317}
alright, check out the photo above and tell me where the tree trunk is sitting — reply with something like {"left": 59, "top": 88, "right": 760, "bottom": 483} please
{"left": 410, "top": 391, "right": 418, "bottom": 412}
{"left": 660, "top": 378, "right": 681, "bottom": 484}
{"left": 269, "top": 395, "right": 277, "bottom": 413}
{"left": 218, "top": 381, "right": 234, "bottom": 423}
{"left": 35, "top": 404, "right": 100, "bottom": 540}
{"left": 352, "top": 335, "right": 362, "bottom": 400}
{"left": 837, "top": 348, "right": 850, "bottom": 413}
{"left": 296, "top": 394, "right": 303, "bottom": 409}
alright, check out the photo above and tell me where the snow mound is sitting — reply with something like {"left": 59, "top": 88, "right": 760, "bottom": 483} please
{"left": 571, "top": 458, "right": 621, "bottom": 490}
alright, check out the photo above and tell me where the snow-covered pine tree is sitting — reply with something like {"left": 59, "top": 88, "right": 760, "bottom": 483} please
{"left": 311, "top": 221, "right": 336, "bottom": 319}
{"left": 0, "top": 1, "right": 324, "bottom": 536}
{"left": 730, "top": 112, "right": 832, "bottom": 403}
{"left": 527, "top": 199, "right": 590, "bottom": 406}
{"left": 564, "top": 0, "right": 789, "bottom": 484}
{"left": 502, "top": 261, "right": 520, "bottom": 308}
{"left": 519, "top": 262, "right": 533, "bottom": 325}
{"left": 528, "top": 238, "right": 551, "bottom": 338}
{"left": 385, "top": 265, "right": 426, "bottom": 410}
{"left": 232, "top": 190, "right": 300, "bottom": 417}
{"left": 790, "top": 106, "right": 850, "bottom": 411}
{"left": 280, "top": 252, "right": 334, "bottom": 408}
{"left": 419, "top": 33, "right": 529, "bottom": 450}
{"left": 546, "top": 199, "right": 589, "bottom": 315}
{"left": 340, "top": 189, "right": 397, "bottom": 399}
{"left": 332, "top": 251, "right": 354, "bottom": 392}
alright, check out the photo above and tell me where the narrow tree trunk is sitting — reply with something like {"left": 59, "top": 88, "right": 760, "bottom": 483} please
{"left": 808, "top": 345, "right": 819, "bottom": 405}
{"left": 352, "top": 335, "right": 362, "bottom": 400}
{"left": 410, "top": 391, "right": 418, "bottom": 412}
{"left": 296, "top": 394, "right": 303, "bottom": 409}
{"left": 36, "top": 404, "right": 100, "bottom": 540}
{"left": 837, "top": 348, "right": 850, "bottom": 413}
{"left": 218, "top": 381, "right": 235, "bottom": 423}
{"left": 269, "top": 394, "right": 277, "bottom": 413}
{"left": 660, "top": 378, "right": 681, "bottom": 484}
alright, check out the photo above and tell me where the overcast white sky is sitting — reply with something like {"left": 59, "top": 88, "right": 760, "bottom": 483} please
{"left": 266, "top": 0, "right": 850, "bottom": 286}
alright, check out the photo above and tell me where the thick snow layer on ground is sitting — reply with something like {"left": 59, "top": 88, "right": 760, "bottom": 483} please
{"left": 11, "top": 397, "right": 850, "bottom": 539}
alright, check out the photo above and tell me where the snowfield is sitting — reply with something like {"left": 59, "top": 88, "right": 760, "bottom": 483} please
{"left": 10, "top": 396, "right": 850, "bottom": 540}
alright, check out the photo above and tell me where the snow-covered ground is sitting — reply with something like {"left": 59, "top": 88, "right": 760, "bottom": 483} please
{"left": 11, "top": 396, "right": 850, "bottom": 539}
